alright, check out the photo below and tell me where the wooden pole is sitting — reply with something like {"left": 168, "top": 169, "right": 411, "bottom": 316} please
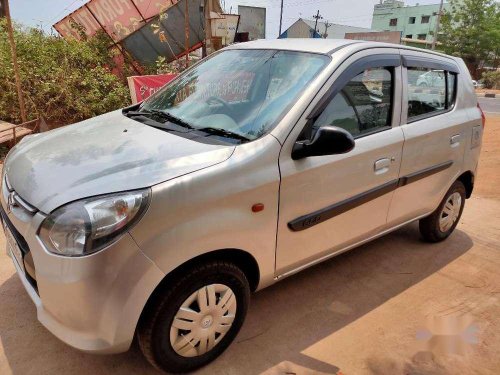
{"left": 4, "top": 0, "right": 27, "bottom": 122}
{"left": 185, "top": 0, "right": 189, "bottom": 68}
{"left": 431, "top": 0, "right": 444, "bottom": 50}
{"left": 203, "top": 0, "right": 213, "bottom": 57}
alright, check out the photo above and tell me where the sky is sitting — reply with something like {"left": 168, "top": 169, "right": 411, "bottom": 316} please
{"left": 10, "top": 0, "right": 448, "bottom": 38}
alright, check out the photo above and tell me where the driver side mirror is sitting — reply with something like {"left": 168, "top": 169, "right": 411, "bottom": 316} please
{"left": 292, "top": 126, "right": 355, "bottom": 160}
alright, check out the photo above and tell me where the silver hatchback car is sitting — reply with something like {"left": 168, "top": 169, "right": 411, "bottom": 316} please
{"left": 1, "top": 39, "right": 484, "bottom": 373}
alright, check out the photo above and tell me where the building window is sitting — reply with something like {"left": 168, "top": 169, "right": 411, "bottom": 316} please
{"left": 406, "top": 34, "right": 413, "bottom": 39}
{"left": 389, "top": 18, "right": 398, "bottom": 26}
{"left": 421, "top": 15, "right": 430, "bottom": 23}
{"left": 409, "top": 17, "right": 416, "bottom": 24}
{"left": 417, "top": 34, "right": 427, "bottom": 40}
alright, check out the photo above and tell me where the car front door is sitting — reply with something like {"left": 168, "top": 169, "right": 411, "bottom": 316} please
{"left": 275, "top": 49, "right": 405, "bottom": 277}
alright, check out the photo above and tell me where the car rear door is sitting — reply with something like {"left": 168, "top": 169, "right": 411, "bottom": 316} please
{"left": 386, "top": 51, "right": 466, "bottom": 227}
{"left": 275, "top": 48, "right": 405, "bottom": 277}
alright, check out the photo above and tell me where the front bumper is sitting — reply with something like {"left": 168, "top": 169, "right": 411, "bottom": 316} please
{"left": 1, "top": 185, "right": 165, "bottom": 354}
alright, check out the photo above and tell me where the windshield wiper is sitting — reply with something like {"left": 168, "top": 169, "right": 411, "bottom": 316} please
{"left": 125, "top": 109, "right": 195, "bottom": 130}
{"left": 126, "top": 110, "right": 249, "bottom": 142}
{"left": 194, "top": 127, "right": 251, "bottom": 142}
{"left": 150, "top": 109, "right": 195, "bottom": 129}
{"left": 123, "top": 110, "right": 149, "bottom": 117}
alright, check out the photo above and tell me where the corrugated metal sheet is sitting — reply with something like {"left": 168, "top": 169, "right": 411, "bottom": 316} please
{"left": 54, "top": 0, "right": 234, "bottom": 66}
{"left": 278, "top": 19, "right": 320, "bottom": 39}
{"left": 53, "top": 0, "right": 178, "bottom": 42}
{"left": 279, "top": 19, "right": 376, "bottom": 39}
{"left": 120, "top": 0, "right": 205, "bottom": 65}
{"left": 237, "top": 6, "right": 266, "bottom": 40}
{"left": 302, "top": 19, "right": 375, "bottom": 39}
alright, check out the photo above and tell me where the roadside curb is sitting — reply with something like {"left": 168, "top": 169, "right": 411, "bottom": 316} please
{"left": 476, "top": 92, "right": 498, "bottom": 98}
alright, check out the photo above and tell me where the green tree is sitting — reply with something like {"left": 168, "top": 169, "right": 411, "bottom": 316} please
{"left": 0, "top": 21, "right": 131, "bottom": 126}
{"left": 481, "top": 70, "right": 500, "bottom": 89}
{"left": 440, "top": 0, "right": 500, "bottom": 79}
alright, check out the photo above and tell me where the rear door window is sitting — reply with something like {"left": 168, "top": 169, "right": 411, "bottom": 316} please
{"left": 407, "top": 68, "right": 446, "bottom": 119}
{"left": 405, "top": 60, "right": 459, "bottom": 122}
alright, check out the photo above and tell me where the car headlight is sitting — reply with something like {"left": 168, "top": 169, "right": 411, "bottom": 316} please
{"left": 39, "top": 189, "right": 150, "bottom": 257}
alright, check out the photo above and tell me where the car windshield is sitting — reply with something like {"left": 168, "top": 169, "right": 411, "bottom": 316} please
{"left": 140, "top": 49, "right": 330, "bottom": 143}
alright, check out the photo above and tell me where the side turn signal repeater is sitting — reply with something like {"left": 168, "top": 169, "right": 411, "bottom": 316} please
{"left": 252, "top": 203, "right": 264, "bottom": 213}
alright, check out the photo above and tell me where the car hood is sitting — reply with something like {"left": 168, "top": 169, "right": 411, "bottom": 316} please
{"left": 4, "top": 110, "right": 234, "bottom": 213}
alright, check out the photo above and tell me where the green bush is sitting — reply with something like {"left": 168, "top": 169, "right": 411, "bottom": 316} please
{"left": 0, "top": 21, "right": 131, "bottom": 126}
{"left": 481, "top": 70, "right": 500, "bottom": 89}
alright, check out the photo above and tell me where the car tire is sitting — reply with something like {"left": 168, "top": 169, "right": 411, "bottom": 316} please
{"left": 419, "top": 180, "right": 466, "bottom": 243}
{"left": 138, "top": 261, "right": 250, "bottom": 374}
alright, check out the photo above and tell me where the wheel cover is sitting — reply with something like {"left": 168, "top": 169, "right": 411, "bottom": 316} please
{"left": 439, "top": 192, "right": 462, "bottom": 232}
{"left": 169, "top": 283, "right": 237, "bottom": 357}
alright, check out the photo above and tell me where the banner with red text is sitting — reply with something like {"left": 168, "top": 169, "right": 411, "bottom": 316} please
{"left": 127, "top": 74, "right": 177, "bottom": 104}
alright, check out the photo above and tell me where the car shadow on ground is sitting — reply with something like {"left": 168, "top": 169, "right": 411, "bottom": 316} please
{"left": 0, "top": 222, "right": 473, "bottom": 375}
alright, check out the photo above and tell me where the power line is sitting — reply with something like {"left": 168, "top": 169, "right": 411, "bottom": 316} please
{"left": 47, "top": 0, "right": 84, "bottom": 25}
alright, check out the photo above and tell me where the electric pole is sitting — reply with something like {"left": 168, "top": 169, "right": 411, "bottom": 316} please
{"left": 2, "top": 0, "right": 27, "bottom": 122}
{"left": 313, "top": 10, "right": 323, "bottom": 36}
{"left": 279, "top": 0, "right": 284, "bottom": 37}
{"left": 431, "top": 0, "right": 444, "bottom": 50}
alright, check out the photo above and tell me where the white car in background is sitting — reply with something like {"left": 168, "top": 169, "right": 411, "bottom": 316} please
{"left": 416, "top": 70, "right": 445, "bottom": 87}
{"left": 472, "top": 80, "right": 484, "bottom": 89}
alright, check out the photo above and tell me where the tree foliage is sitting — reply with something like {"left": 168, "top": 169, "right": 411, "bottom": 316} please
{"left": 0, "top": 21, "right": 131, "bottom": 126}
{"left": 440, "top": 0, "right": 500, "bottom": 79}
{"left": 481, "top": 70, "right": 500, "bottom": 89}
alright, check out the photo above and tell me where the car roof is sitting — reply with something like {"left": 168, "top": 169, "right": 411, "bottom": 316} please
{"left": 225, "top": 38, "right": 457, "bottom": 62}
{"left": 225, "top": 38, "right": 358, "bottom": 54}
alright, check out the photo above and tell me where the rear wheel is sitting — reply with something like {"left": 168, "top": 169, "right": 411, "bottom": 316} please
{"left": 138, "top": 261, "right": 250, "bottom": 373}
{"left": 419, "top": 180, "right": 466, "bottom": 242}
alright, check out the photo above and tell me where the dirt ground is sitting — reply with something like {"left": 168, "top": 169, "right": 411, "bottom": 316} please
{"left": 1, "top": 117, "right": 499, "bottom": 375}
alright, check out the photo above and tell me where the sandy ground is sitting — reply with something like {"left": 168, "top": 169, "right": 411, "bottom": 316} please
{"left": 1, "top": 117, "right": 499, "bottom": 375}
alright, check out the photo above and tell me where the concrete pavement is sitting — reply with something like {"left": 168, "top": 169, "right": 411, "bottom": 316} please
{"left": 478, "top": 97, "right": 500, "bottom": 115}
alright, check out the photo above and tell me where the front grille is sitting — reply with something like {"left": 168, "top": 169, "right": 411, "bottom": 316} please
{"left": 0, "top": 206, "right": 30, "bottom": 255}
{"left": 1, "top": 181, "right": 39, "bottom": 293}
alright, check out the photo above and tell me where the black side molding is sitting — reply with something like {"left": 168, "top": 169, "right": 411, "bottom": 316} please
{"left": 288, "top": 161, "right": 454, "bottom": 232}
{"left": 398, "top": 160, "right": 453, "bottom": 187}
{"left": 288, "top": 180, "right": 399, "bottom": 232}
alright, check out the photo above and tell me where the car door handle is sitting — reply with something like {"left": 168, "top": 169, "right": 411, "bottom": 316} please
{"left": 450, "top": 134, "right": 461, "bottom": 147}
{"left": 374, "top": 158, "right": 391, "bottom": 174}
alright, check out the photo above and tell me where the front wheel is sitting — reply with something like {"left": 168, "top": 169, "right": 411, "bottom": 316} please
{"left": 419, "top": 180, "right": 466, "bottom": 242}
{"left": 138, "top": 261, "right": 250, "bottom": 373}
